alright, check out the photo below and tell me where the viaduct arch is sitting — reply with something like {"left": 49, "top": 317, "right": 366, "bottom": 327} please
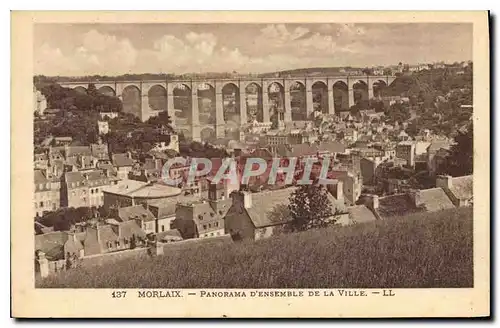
{"left": 58, "top": 75, "right": 396, "bottom": 142}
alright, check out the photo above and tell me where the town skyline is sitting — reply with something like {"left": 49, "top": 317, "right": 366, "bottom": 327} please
{"left": 34, "top": 23, "right": 473, "bottom": 77}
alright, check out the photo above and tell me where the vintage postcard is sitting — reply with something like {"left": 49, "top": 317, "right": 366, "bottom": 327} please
{"left": 11, "top": 11, "right": 489, "bottom": 318}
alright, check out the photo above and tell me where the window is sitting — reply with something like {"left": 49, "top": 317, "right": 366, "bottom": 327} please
{"left": 39, "top": 183, "right": 44, "bottom": 189}
{"left": 203, "top": 224, "right": 207, "bottom": 230}
{"left": 210, "top": 233, "right": 214, "bottom": 237}
{"left": 161, "top": 225, "right": 165, "bottom": 232}
{"left": 91, "top": 189, "right": 94, "bottom": 194}
{"left": 208, "top": 223, "right": 212, "bottom": 228}
{"left": 34, "top": 202, "right": 38, "bottom": 208}
{"left": 214, "top": 222, "right": 219, "bottom": 227}
{"left": 39, "top": 201, "right": 43, "bottom": 207}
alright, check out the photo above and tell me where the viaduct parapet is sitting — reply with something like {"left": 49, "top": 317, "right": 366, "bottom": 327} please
{"left": 58, "top": 75, "right": 396, "bottom": 141}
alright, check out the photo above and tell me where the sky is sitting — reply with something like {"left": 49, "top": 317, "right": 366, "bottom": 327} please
{"left": 34, "top": 23, "right": 472, "bottom": 76}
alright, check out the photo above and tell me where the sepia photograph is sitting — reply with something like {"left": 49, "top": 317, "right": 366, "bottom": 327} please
{"left": 12, "top": 11, "right": 489, "bottom": 318}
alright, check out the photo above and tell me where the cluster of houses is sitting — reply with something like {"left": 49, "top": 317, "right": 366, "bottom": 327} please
{"left": 35, "top": 125, "right": 473, "bottom": 278}
{"left": 34, "top": 99, "right": 473, "bottom": 278}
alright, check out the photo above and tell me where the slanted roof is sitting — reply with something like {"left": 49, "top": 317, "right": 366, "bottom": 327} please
{"left": 112, "top": 153, "right": 135, "bottom": 167}
{"left": 348, "top": 205, "right": 378, "bottom": 224}
{"left": 449, "top": 175, "right": 473, "bottom": 201}
{"left": 35, "top": 231, "right": 68, "bottom": 261}
{"left": 178, "top": 197, "right": 232, "bottom": 223}
{"left": 97, "top": 224, "right": 119, "bottom": 245}
{"left": 157, "top": 229, "right": 183, "bottom": 242}
{"left": 34, "top": 221, "right": 54, "bottom": 235}
{"left": 65, "top": 171, "right": 85, "bottom": 184}
{"left": 118, "top": 220, "right": 146, "bottom": 240}
{"left": 287, "top": 144, "right": 318, "bottom": 157}
{"left": 419, "top": 188, "right": 455, "bottom": 212}
{"left": 66, "top": 146, "right": 91, "bottom": 157}
{"left": 97, "top": 162, "right": 115, "bottom": 172}
{"left": 91, "top": 144, "right": 110, "bottom": 160}
{"left": 65, "top": 170, "right": 110, "bottom": 187}
{"left": 245, "top": 188, "right": 296, "bottom": 228}
{"left": 102, "top": 180, "right": 182, "bottom": 198}
{"left": 118, "top": 205, "right": 155, "bottom": 222}
{"left": 148, "top": 194, "right": 201, "bottom": 218}
{"left": 427, "top": 140, "right": 453, "bottom": 153}
{"left": 54, "top": 136, "right": 72, "bottom": 142}
{"left": 243, "top": 187, "right": 344, "bottom": 229}
{"left": 377, "top": 194, "right": 425, "bottom": 219}
{"left": 318, "top": 141, "right": 346, "bottom": 154}
{"left": 34, "top": 170, "right": 48, "bottom": 184}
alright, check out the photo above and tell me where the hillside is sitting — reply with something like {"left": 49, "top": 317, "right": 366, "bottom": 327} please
{"left": 37, "top": 207, "right": 473, "bottom": 288}
{"left": 259, "top": 67, "right": 347, "bottom": 77}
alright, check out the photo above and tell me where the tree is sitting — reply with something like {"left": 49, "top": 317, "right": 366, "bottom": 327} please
{"left": 87, "top": 83, "right": 98, "bottom": 97}
{"left": 145, "top": 110, "right": 173, "bottom": 129}
{"left": 445, "top": 123, "right": 473, "bottom": 176}
{"left": 362, "top": 68, "right": 373, "bottom": 75}
{"left": 288, "top": 182, "right": 336, "bottom": 231}
{"left": 130, "top": 234, "right": 137, "bottom": 249}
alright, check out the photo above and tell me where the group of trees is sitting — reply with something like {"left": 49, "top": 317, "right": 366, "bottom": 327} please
{"left": 34, "top": 79, "right": 123, "bottom": 112}
{"left": 34, "top": 97, "right": 177, "bottom": 154}
{"left": 288, "top": 182, "right": 337, "bottom": 232}
{"left": 179, "top": 140, "right": 229, "bottom": 159}
{"left": 268, "top": 180, "right": 340, "bottom": 234}
{"left": 442, "top": 122, "right": 474, "bottom": 177}
{"left": 104, "top": 111, "right": 174, "bottom": 154}
{"left": 36, "top": 206, "right": 101, "bottom": 231}
{"left": 34, "top": 110, "right": 101, "bottom": 147}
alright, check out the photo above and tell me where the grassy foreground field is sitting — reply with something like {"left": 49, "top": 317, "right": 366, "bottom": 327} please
{"left": 38, "top": 207, "right": 473, "bottom": 288}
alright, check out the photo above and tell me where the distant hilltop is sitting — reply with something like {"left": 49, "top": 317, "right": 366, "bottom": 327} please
{"left": 34, "top": 67, "right": 377, "bottom": 83}
{"left": 259, "top": 67, "right": 357, "bottom": 77}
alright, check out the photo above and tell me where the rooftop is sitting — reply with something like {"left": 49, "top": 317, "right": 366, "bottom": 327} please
{"left": 112, "top": 153, "right": 135, "bottom": 167}
{"left": 377, "top": 194, "right": 425, "bottom": 219}
{"left": 243, "top": 187, "right": 345, "bottom": 229}
{"left": 449, "top": 175, "right": 473, "bottom": 201}
{"left": 102, "top": 180, "right": 182, "bottom": 199}
{"left": 347, "top": 205, "right": 378, "bottom": 224}
{"left": 118, "top": 205, "right": 156, "bottom": 223}
{"left": 419, "top": 188, "right": 455, "bottom": 212}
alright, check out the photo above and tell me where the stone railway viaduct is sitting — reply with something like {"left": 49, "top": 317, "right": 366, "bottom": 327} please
{"left": 58, "top": 75, "right": 396, "bottom": 141}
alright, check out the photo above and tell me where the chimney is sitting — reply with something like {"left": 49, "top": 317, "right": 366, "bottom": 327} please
{"left": 155, "top": 158, "right": 163, "bottom": 171}
{"left": 336, "top": 180, "right": 344, "bottom": 203}
{"left": 231, "top": 191, "right": 252, "bottom": 209}
{"left": 367, "top": 194, "right": 379, "bottom": 210}
{"left": 409, "top": 189, "right": 422, "bottom": 207}
{"left": 243, "top": 192, "right": 252, "bottom": 209}
{"left": 436, "top": 175, "right": 452, "bottom": 190}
